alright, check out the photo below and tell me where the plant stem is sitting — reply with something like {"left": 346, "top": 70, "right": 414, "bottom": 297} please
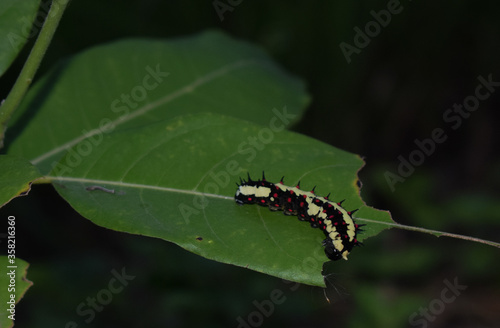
{"left": 0, "top": 0, "right": 69, "bottom": 149}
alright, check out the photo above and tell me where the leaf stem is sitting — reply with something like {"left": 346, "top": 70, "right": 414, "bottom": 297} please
{"left": 0, "top": 0, "right": 69, "bottom": 148}
{"left": 357, "top": 217, "right": 500, "bottom": 248}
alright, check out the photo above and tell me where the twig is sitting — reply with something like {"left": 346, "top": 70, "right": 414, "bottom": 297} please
{"left": 0, "top": 0, "right": 69, "bottom": 148}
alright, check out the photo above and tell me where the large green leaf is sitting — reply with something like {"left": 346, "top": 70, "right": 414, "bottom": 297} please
{"left": 0, "top": 0, "right": 40, "bottom": 77}
{"left": 0, "top": 256, "right": 32, "bottom": 328}
{"left": 0, "top": 155, "right": 41, "bottom": 207}
{"left": 49, "top": 113, "right": 391, "bottom": 287}
{"left": 5, "top": 30, "right": 309, "bottom": 173}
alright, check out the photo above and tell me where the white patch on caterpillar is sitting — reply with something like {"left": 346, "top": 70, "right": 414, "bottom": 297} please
{"left": 341, "top": 250, "right": 349, "bottom": 261}
{"left": 237, "top": 185, "right": 271, "bottom": 198}
{"left": 275, "top": 183, "right": 288, "bottom": 192}
{"left": 236, "top": 185, "right": 258, "bottom": 196}
{"left": 254, "top": 186, "right": 271, "bottom": 198}
{"left": 318, "top": 210, "right": 327, "bottom": 219}
{"left": 307, "top": 205, "right": 321, "bottom": 216}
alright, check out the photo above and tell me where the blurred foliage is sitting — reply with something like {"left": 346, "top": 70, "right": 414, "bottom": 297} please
{"left": 0, "top": 0, "right": 499, "bottom": 327}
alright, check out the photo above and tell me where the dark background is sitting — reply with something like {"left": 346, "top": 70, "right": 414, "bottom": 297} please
{"left": 1, "top": 0, "right": 499, "bottom": 327}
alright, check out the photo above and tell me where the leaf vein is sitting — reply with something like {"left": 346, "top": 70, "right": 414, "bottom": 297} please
{"left": 31, "top": 59, "right": 255, "bottom": 165}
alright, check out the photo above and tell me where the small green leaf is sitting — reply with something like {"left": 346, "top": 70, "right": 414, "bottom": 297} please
{"left": 0, "top": 257, "right": 32, "bottom": 328}
{"left": 6, "top": 31, "right": 309, "bottom": 173}
{"left": 49, "top": 113, "right": 391, "bottom": 287}
{"left": 0, "top": 155, "right": 41, "bottom": 207}
{"left": 0, "top": 0, "right": 40, "bottom": 77}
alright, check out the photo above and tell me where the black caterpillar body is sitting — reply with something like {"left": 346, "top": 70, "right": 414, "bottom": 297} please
{"left": 235, "top": 173, "right": 363, "bottom": 261}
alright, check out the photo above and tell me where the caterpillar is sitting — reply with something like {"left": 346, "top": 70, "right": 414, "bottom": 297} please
{"left": 235, "top": 173, "right": 363, "bottom": 261}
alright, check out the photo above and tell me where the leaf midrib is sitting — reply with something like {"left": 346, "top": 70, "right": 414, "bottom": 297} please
{"left": 47, "top": 175, "right": 234, "bottom": 200}
{"left": 30, "top": 59, "right": 255, "bottom": 165}
{"left": 46, "top": 177, "right": 500, "bottom": 249}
